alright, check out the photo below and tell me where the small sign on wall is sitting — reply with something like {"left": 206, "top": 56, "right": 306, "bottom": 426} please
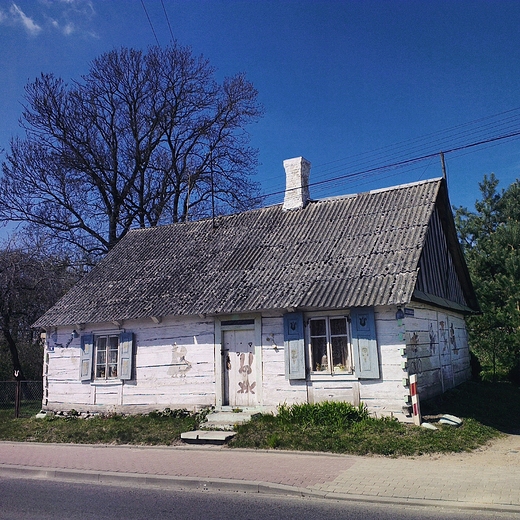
{"left": 404, "top": 308, "right": 414, "bottom": 317}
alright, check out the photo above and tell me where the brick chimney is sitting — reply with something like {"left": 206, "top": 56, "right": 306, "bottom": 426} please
{"left": 282, "top": 156, "right": 311, "bottom": 211}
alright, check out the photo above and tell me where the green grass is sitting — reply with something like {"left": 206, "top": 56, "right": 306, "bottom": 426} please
{"left": 0, "top": 408, "right": 205, "bottom": 446}
{"left": 0, "top": 381, "right": 517, "bottom": 455}
{"left": 230, "top": 413, "right": 497, "bottom": 456}
{"left": 230, "top": 381, "right": 520, "bottom": 455}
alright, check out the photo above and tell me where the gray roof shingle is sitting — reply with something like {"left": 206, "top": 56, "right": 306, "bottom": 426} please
{"left": 34, "top": 178, "right": 471, "bottom": 327}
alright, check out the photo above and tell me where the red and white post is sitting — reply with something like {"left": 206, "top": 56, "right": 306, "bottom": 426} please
{"left": 410, "top": 373, "right": 421, "bottom": 426}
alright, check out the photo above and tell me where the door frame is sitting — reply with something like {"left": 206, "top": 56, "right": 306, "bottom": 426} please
{"left": 215, "top": 315, "right": 262, "bottom": 409}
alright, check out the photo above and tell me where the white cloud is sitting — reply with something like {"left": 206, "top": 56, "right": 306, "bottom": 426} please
{"left": 10, "top": 3, "right": 42, "bottom": 36}
{"left": 46, "top": 0, "right": 95, "bottom": 37}
{"left": 62, "top": 21, "right": 74, "bottom": 35}
{"left": 57, "top": 0, "right": 95, "bottom": 18}
{"left": 0, "top": 0, "right": 96, "bottom": 38}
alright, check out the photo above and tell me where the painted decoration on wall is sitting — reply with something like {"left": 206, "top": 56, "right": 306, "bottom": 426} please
{"left": 429, "top": 323, "right": 437, "bottom": 355}
{"left": 409, "top": 332, "right": 419, "bottom": 354}
{"left": 168, "top": 345, "right": 192, "bottom": 377}
{"left": 450, "top": 323, "right": 458, "bottom": 354}
{"left": 407, "top": 332, "right": 422, "bottom": 375}
{"left": 439, "top": 321, "right": 448, "bottom": 352}
{"left": 238, "top": 349, "right": 256, "bottom": 395}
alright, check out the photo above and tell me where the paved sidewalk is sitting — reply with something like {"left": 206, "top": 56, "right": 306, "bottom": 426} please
{"left": 1, "top": 435, "right": 520, "bottom": 514}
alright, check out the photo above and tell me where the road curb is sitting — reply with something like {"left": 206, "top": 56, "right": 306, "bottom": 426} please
{"left": 1, "top": 463, "right": 520, "bottom": 515}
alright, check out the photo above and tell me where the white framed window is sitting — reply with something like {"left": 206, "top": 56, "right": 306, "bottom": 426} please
{"left": 283, "top": 308, "right": 379, "bottom": 381}
{"left": 80, "top": 332, "right": 134, "bottom": 382}
{"left": 95, "top": 334, "right": 120, "bottom": 379}
{"left": 309, "top": 316, "right": 352, "bottom": 374}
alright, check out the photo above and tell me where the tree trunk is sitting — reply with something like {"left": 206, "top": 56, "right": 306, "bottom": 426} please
{"left": 2, "top": 325, "right": 25, "bottom": 380}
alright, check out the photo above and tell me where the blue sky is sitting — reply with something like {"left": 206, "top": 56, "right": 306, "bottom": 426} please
{"left": 1, "top": 0, "right": 520, "bottom": 216}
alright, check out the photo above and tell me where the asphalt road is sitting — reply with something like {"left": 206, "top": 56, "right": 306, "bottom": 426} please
{"left": 0, "top": 477, "right": 516, "bottom": 520}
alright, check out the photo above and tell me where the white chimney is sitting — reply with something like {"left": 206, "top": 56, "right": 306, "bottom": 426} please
{"left": 282, "top": 156, "right": 311, "bottom": 211}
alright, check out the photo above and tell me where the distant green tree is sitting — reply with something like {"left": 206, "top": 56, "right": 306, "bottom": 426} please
{"left": 455, "top": 174, "right": 520, "bottom": 381}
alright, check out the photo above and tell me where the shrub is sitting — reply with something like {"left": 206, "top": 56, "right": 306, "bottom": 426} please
{"left": 276, "top": 401, "right": 369, "bottom": 429}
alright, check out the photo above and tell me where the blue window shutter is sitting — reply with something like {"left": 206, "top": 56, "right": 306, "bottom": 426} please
{"left": 119, "top": 332, "right": 134, "bottom": 381}
{"left": 351, "top": 308, "right": 380, "bottom": 379}
{"left": 79, "top": 334, "right": 93, "bottom": 381}
{"left": 283, "top": 312, "right": 306, "bottom": 380}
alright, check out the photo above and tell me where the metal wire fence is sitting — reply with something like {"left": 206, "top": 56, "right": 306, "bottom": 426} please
{"left": 0, "top": 381, "right": 43, "bottom": 418}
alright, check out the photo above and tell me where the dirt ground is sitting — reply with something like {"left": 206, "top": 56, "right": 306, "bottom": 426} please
{"left": 421, "top": 432, "right": 520, "bottom": 466}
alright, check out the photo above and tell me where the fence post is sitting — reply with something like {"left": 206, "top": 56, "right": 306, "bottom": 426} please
{"left": 14, "top": 380, "right": 22, "bottom": 418}
{"left": 14, "top": 371, "right": 21, "bottom": 418}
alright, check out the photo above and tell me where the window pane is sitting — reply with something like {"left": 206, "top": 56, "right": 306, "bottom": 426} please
{"left": 331, "top": 336, "right": 350, "bottom": 372}
{"left": 330, "top": 318, "right": 347, "bottom": 336}
{"left": 97, "top": 337, "right": 107, "bottom": 351}
{"left": 311, "top": 337, "right": 328, "bottom": 371}
{"left": 310, "top": 319, "right": 326, "bottom": 337}
{"left": 95, "top": 335, "right": 120, "bottom": 380}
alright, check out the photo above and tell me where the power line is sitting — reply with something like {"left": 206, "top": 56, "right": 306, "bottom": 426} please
{"left": 140, "top": 0, "right": 160, "bottom": 46}
{"left": 259, "top": 106, "right": 520, "bottom": 189}
{"left": 160, "top": 0, "right": 175, "bottom": 42}
{"left": 258, "top": 127, "right": 520, "bottom": 205}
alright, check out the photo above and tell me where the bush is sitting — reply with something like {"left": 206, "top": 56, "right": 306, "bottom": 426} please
{"left": 508, "top": 361, "right": 520, "bottom": 385}
{"left": 276, "top": 401, "right": 369, "bottom": 429}
{"left": 470, "top": 351, "right": 482, "bottom": 381}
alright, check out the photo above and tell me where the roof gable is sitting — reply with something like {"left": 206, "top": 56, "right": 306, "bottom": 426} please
{"left": 414, "top": 181, "right": 480, "bottom": 313}
{"left": 34, "top": 178, "right": 478, "bottom": 327}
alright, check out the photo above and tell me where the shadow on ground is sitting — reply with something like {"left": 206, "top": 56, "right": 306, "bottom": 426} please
{"left": 422, "top": 381, "right": 520, "bottom": 434}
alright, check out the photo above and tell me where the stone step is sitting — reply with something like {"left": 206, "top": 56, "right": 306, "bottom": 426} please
{"left": 180, "top": 430, "right": 236, "bottom": 445}
{"left": 180, "top": 410, "right": 258, "bottom": 444}
{"left": 201, "top": 410, "right": 259, "bottom": 431}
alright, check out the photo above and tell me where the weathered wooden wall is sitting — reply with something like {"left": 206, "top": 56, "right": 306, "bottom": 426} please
{"left": 359, "top": 306, "right": 408, "bottom": 419}
{"left": 44, "top": 316, "right": 215, "bottom": 413}
{"left": 43, "top": 304, "right": 470, "bottom": 418}
{"left": 261, "top": 316, "right": 307, "bottom": 410}
{"left": 404, "top": 302, "right": 470, "bottom": 402}
{"left": 262, "top": 307, "right": 412, "bottom": 420}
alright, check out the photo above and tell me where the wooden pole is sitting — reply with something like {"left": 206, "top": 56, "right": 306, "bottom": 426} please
{"left": 14, "top": 374, "right": 21, "bottom": 419}
{"left": 440, "top": 152, "right": 447, "bottom": 180}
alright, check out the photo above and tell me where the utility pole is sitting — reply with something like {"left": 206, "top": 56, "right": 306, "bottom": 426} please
{"left": 210, "top": 150, "right": 216, "bottom": 229}
{"left": 440, "top": 152, "right": 447, "bottom": 180}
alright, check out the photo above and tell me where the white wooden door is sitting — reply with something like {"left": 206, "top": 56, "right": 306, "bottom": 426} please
{"left": 223, "top": 329, "right": 258, "bottom": 407}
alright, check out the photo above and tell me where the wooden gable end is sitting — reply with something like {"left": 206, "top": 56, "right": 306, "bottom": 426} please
{"left": 414, "top": 195, "right": 479, "bottom": 314}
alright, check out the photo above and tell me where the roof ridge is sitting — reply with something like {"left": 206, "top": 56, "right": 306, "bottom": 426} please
{"left": 313, "top": 177, "right": 443, "bottom": 204}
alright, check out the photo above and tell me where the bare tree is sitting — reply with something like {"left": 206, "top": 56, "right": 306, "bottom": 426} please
{"left": 0, "top": 44, "right": 263, "bottom": 261}
{"left": 0, "top": 237, "right": 76, "bottom": 380}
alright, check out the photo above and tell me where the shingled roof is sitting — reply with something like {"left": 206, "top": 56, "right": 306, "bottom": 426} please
{"left": 34, "top": 177, "right": 478, "bottom": 328}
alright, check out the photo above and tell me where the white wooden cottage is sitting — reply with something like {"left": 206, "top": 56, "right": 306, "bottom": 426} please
{"left": 34, "top": 157, "right": 479, "bottom": 420}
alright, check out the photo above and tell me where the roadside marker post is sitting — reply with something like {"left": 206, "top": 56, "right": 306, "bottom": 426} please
{"left": 410, "top": 374, "right": 421, "bottom": 426}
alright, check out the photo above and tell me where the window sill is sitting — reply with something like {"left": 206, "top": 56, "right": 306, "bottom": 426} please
{"left": 310, "top": 372, "right": 357, "bottom": 381}
{"left": 90, "top": 380, "right": 123, "bottom": 386}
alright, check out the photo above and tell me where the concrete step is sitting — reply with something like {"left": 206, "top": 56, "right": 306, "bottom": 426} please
{"left": 201, "top": 410, "right": 258, "bottom": 431}
{"left": 181, "top": 410, "right": 258, "bottom": 444}
{"left": 180, "top": 430, "right": 236, "bottom": 445}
